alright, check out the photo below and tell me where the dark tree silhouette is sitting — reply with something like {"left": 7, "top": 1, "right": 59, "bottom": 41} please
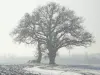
{"left": 36, "top": 41, "right": 42, "bottom": 63}
{"left": 35, "top": 41, "right": 47, "bottom": 63}
{"left": 11, "top": 2, "right": 94, "bottom": 64}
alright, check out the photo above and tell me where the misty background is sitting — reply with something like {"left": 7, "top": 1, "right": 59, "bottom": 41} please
{"left": 0, "top": 0, "right": 100, "bottom": 65}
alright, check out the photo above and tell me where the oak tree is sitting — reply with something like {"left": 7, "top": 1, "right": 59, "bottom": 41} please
{"left": 11, "top": 2, "right": 94, "bottom": 64}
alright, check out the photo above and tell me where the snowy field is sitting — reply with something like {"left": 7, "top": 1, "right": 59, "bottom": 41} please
{"left": 24, "top": 64, "right": 100, "bottom": 75}
{"left": 24, "top": 66, "right": 81, "bottom": 75}
{"left": 0, "top": 64, "right": 100, "bottom": 75}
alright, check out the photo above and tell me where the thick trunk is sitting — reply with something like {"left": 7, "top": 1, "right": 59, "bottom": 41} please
{"left": 48, "top": 50, "right": 57, "bottom": 64}
{"left": 47, "top": 40, "right": 57, "bottom": 64}
{"left": 36, "top": 42, "right": 42, "bottom": 63}
{"left": 36, "top": 51, "right": 42, "bottom": 63}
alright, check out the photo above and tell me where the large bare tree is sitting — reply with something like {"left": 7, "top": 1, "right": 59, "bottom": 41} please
{"left": 11, "top": 2, "right": 94, "bottom": 64}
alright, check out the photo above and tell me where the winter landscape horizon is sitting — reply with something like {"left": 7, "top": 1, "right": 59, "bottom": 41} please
{"left": 0, "top": 0, "right": 100, "bottom": 75}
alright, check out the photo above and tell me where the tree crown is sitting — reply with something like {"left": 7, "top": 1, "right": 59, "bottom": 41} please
{"left": 11, "top": 2, "right": 94, "bottom": 50}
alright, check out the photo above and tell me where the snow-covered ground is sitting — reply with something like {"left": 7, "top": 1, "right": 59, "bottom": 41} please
{"left": 24, "top": 66, "right": 81, "bottom": 75}
{"left": 0, "top": 64, "right": 100, "bottom": 75}
{"left": 24, "top": 65, "right": 100, "bottom": 75}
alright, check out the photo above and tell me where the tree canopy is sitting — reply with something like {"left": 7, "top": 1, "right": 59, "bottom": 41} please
{"left": 11, "top": 2, "right": 94, "bottom": 64}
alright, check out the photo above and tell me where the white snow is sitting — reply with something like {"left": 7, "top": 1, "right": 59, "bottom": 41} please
{"left": 24, "top": 66, "right": 82, "bottom": 75}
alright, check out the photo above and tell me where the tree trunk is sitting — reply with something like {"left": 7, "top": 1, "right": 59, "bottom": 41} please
{"left": 47, "top": 40, "right": 57, "bottom": 64}
{"left": 36, "top": 42, "right": 42, "bottom": 63}
{"left": 48, "top": 50, "right": 56, "bottom": 64}
{"left": 36, "top": 50, "right": 42, "bottom": 63}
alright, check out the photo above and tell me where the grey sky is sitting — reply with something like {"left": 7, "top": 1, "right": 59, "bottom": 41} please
{"left": 0, "top": 0, "right": 100, "bottom": 57}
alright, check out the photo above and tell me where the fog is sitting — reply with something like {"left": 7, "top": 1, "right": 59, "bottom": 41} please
{"left": 0, "top": 0, "right": 100, "bottom": 64}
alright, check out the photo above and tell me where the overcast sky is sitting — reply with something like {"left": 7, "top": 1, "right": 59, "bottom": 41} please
{"left": 0, "top": 0, "right": 100, "bottom": 57}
